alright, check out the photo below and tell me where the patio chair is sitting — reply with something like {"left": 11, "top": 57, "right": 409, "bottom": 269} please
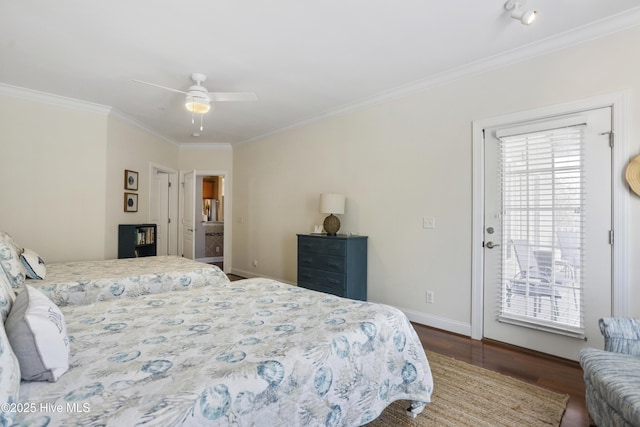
{"left": 556, "top": 230, "right": 580, "bottom": 308}
{"left": 508, "top": 239, "right": 562, "bottom": 319}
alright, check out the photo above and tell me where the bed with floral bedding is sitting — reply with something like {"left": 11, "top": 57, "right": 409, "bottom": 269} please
{"left": 19, "top": 255, "right": 231, "bottom": 306}
{"left": 4, "top": 277, "right": 433, "bottom": 426}
{"left": 0, "top": 231, "right": 229, "bottom": 308}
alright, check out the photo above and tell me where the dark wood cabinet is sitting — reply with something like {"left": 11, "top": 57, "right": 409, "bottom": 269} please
{"left": 297, "top": 234, "right": 367, "bottom": 301}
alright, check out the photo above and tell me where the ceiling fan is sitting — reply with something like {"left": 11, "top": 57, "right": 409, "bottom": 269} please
{"left": 133, "top": 72, "right": 257, "bottom": 131}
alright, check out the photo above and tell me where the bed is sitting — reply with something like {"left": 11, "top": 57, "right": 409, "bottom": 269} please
{"left": 18, "top": 255, "right": 231, "bottom": 306}
{"left": 0, "top": 231, "right": 228, "bottom": 307}
{"left": 0, "top": 232, "right": 433, "bottom": 425}
{"left": 3, "top": 277, "right": 433, "bottom": 426}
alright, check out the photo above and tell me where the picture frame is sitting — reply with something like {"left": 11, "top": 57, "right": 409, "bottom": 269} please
{"left": 124, "top": 170, "right": 138, "bottom": 191}
{"left": 124, "top": 192, "right": 138, "bottom": 212}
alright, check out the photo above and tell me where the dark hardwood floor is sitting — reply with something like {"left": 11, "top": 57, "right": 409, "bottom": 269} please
{"left": 412, "top": 323, "right": 589, "bottom": 427}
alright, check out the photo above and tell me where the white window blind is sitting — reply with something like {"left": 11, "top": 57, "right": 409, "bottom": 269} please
{"left": 497, "top": 124, "right": 585, "bottom": 337}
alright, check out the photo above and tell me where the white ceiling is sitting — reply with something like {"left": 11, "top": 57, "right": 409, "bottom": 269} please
{"left": 1, "top": 1, "right": 640, "bottom": 145}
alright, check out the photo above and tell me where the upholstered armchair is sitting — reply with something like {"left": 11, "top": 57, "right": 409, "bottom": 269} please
{"left": 579, "top": 317, "right": 640, "bottom": 426}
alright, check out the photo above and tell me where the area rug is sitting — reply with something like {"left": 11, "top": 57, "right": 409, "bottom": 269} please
{"left": 366, "top": 351, "right": 569, "bottom": 427}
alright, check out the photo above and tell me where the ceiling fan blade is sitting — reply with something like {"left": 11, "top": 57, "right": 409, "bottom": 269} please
{"left": 133, "top": 79, "right": 187, "bottom": 95}
{"left": 209, "top": 92, "right": 258, "bottom": 102}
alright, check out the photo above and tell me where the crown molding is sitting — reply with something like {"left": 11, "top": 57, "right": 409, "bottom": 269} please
{"left": 0, "top": 82, "right": 184, "bottom": 148}
{"left": 179, "top": 142, "right": 233, "bottom": 151}
{"left": 108, "top": 109, "right": 181, "bottom": 148}
{"left": 0, "top": 82, "right": 236, "bottom": 148}
{"left": 0, "top": 82, "right": 111, "bottom": 115}
{"left": 238, "top": 7, "right": 640, "bottom": 146}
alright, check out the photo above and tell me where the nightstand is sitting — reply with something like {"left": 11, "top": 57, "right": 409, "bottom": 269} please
{"left": 297, "top": 234, "right": 368, "bottom": 301}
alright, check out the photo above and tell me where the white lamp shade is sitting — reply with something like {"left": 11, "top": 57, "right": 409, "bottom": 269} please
{"left": 320, "top": 193, "right": 345, "bottom": 214}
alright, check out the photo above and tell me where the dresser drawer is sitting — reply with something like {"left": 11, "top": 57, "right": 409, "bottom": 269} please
{"left": 298, "top": 267, "right": 346, "bottom": 292}
{"left": 298, "top": 253, "right": 345, "bottom": 273}
{"left": 298, "top": 236, "right": 346, "bottom": 257}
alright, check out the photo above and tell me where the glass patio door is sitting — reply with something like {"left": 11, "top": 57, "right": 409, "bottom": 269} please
{"left": 483, "top": 107, "right": 612, "bottom": 360}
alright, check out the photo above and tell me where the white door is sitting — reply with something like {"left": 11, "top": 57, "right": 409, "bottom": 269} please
{"left": 182, "top": 170, "right": 196, "bottom": 259}
{"left": 483, "top": 107, "right": 612, "bottom": 360}
{"left": 151, "top": 171, "right": 170, "bottom": 256}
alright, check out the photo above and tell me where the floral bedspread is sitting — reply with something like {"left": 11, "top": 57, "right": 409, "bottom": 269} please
{"left": 20, "top": 256, "right": 230, "bottom": 306}
{"left": 15, "top": 278, "right": 433, "bottom": 426}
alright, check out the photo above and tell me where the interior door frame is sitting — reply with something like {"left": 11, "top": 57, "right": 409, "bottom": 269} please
{"left": 149, "top": 163, "right": 179, "bottom": 256}
{"left": 470, "top": 92, "right": 630, "bottom": 340}
{"left": 179, "top": 170, "right": 196, "bottom": 259}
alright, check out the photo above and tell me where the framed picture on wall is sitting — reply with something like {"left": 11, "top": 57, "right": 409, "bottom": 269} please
{"left": 124, "top": 170, "right": 138, "bottom": 190}
{"left": 124, "top": 192, "right": 138, "bottom": 212}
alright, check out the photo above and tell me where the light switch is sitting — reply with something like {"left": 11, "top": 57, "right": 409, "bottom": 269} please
{"left": 423, "top": 216, "right": 435, "bottom": 229}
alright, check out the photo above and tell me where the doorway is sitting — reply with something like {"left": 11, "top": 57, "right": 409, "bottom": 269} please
{"left": 196, "top": 175, "right": 225, "bottom": 268}
{"left": 179, "top": 170, "right": 231, "bottom": 273}
{"left": 471, "top": 93, "right": 629, "bottom": 360}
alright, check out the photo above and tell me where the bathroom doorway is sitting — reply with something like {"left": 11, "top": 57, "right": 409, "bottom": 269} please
{"left": 195, "top": 174, "right": 225, "bottom": 269}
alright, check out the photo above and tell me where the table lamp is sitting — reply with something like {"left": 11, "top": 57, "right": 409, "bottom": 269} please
{"left": 320, "top": 193, "right": 345, "bottom": 236}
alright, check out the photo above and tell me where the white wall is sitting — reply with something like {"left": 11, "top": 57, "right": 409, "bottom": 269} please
{"left": 0, "top": 91, "right": 182, "bottom": 261}
{"left": 104, "top": 116, "right": 180, "bottom": 259}
{"left": 0, "top": 93, "right": 108, "bottom": 262}
{"left": 233, "top": 25, "right": 640, "bottom": 330}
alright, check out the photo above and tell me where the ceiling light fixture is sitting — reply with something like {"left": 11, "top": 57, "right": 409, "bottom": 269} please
{"left": 185, "top": 95, "right": 210, "bottom": 114}
{"left": 504, "top": 0, "right": 538, "bottom": 25}
{"left": 184, "top": 78, "right": 211, "bottom": 132}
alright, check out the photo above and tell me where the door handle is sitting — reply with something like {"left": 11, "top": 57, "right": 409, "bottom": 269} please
{"left": 187, "top": 228, "right": 194, "bottom": 232}
{"left": 485, "top": 241, "right": 500, "bottom": 249}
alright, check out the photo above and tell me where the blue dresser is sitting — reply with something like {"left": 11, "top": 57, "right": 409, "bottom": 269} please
{"left": 297, "top": 234, "right": 368, "bottom": 301}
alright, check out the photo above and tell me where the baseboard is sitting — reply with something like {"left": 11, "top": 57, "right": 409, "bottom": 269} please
{"left": 196, "top": 256, "right": 223, "bottom": 263}
{"left": 229, "top": 268, "right": 259, "bottom": 279}
{"left": 375, "top": 303, "right": 473, "bottom": 337}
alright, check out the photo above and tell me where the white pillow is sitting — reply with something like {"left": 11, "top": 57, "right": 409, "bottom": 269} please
{"left": 5, "top": 285, "right": 70, "bottom": 382}
{"left": 20, "top": 248, "right": 46, "bottom": 280}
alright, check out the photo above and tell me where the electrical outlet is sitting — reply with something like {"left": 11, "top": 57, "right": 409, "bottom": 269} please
{"left": 426, "top": 291, "right": 434, "bottom": 304}
{"left": 216, "top": 246, "right": 220, "bottom": 253}
{"left": 252, "top": 259, "right": 258, "bottom": 267}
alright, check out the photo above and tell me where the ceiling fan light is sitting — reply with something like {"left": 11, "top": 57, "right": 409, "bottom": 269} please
{"left": 185, "top": 97, "right": 210, "bottom": 114}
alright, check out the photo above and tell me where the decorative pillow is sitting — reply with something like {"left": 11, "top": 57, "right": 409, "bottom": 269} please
{"left": 5, "top": 285, "right": 70, "bottom": 382}
{"left": 21, "top": 248, "right": 46, "bottom": 280}
{"left": 0, "top": 270, "right": 15, "bottom": 322}
{"left": 0, "top": 322, "right": 21, "bottom": 425}
{"left": 0, "top": 232, "right": 26, "bottom": 288}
